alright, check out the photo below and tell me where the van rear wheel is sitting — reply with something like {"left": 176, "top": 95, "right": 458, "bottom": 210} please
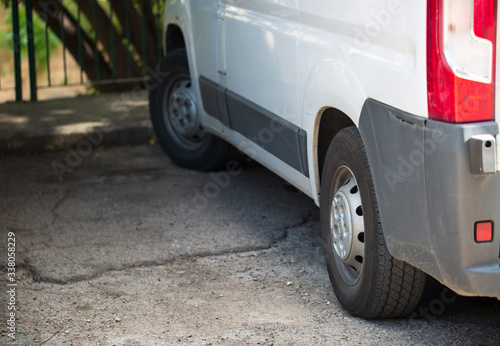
{"left": 320, "top": 126, "right": 426, "bottom": 318}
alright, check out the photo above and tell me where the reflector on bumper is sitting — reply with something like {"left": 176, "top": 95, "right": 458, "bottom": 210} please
{"left": 475, "top": 221, "right": 493, "bottom": 243}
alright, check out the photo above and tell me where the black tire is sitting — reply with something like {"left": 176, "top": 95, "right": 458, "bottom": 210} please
{"left": 320, "top": 126, "right": 426, "bottom": 318}
{"left": 149, "top": 48, "right": 233, "bottom": 171}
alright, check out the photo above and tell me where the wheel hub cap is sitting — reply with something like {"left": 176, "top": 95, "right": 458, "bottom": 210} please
{"left": 329, "top": 166, "right": 365, "bottom": 285}
{"left": 331, "top": 190, "right": 352, "bottom": 260}
{"left": 168, "top": 80, "right": 198, "bottom": 137}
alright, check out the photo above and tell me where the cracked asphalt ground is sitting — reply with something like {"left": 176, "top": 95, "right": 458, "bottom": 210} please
{"left": 1, "top": 144, "right": 499, "bottom": 345}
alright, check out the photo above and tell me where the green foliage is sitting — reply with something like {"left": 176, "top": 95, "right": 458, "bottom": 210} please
{"left": 0, "top": 0, "right": 167, "bottom": 85}
{"left": 0, "top": 24, "right": 8, "bottom": 50}
{"left": 3, "top": 5, "right": 60, "bottom": 72}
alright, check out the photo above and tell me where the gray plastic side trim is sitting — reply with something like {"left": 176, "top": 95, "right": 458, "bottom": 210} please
{"left": 298, "top": 129, "right": 309, "bottom": 177}
{"left": 199, "top": 77, "right": 231, "bottom": 127}
{"left": 225, "top": 90, "right": 307, "bottom": 175}
{"left": 198, "top": 76, "right": 309, "bottom": 177}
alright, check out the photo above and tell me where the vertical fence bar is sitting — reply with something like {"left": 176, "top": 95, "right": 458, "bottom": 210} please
{"left": 26, "top": 0, "right": 38, "bottom": 101}
{"left": 109, "top": 1, "right": 115, "bottom": 81}
{"left": 43, "top": 0, "right": 51, "bottom": 86}
{"left": 11, "top": 0, "right": 22, "bottom": 101}
{"left": 77, "top": 0, "right": 83, "bottom": 84}
{"left": 125, "top": 0, "right": 132, "bottom": 78}
{"left": 156, "top": 0, "right": 162, "bottom": 58}
{"left": 140, "top": 0, "right": 147, "bottom": 75}
{"left": 60, "top": 0, "right": 67, "bottom": 85}
{"left": 93, "top": 0, "right": 100, "bottom": 81}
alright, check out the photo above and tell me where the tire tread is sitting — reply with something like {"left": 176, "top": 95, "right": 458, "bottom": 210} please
{"left": 324, "top": 127, "right": 426, "bottom": 319}
{"left": 149, "top": 48, "right": 237, "bottom": 172}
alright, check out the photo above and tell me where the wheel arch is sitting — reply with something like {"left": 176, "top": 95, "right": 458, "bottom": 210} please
{"left": 162, "top": 1, "right": 191, "bottom": 57}
{"left": 316, "top": 108, "right": 356, "bottom": 185}
{"left": 301, "top": 58, "right": 367, "bottom": 205}
{"left": 165, "top": 24, "right": 186, "bottom": 56}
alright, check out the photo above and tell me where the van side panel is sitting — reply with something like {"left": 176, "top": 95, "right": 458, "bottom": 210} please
{"left": 297, "top": 1, "right": 427, "bottom": 121}
{"left": 222, "top": 0, "right": 301, "bottom": 126}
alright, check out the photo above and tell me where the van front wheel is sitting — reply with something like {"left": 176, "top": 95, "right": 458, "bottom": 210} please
{"left": 320, "top": 126, "right": 426, "bottom": 318}
{"left": 149, "top": 48, "right": 233, "bottom": 171}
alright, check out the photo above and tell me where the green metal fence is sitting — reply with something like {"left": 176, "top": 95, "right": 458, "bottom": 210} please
{"left": 3, "top": 0, "right": 164, "bottom": 102}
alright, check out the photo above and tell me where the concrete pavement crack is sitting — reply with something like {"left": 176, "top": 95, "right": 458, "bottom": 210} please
{"left": 24, "top": 211, "right": 318, "bottom": 285}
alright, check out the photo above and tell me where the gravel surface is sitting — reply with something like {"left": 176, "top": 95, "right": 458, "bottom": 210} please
{"left": 1, "top": 144, "right": 499, "bottom": 345}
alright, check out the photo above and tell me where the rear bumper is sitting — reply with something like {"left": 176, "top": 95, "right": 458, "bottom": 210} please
{"left": 359, "top": 99, "right": 500, "bottom": 297}
{"left": 425, "top": 120, "right": 500, "bottom": 297}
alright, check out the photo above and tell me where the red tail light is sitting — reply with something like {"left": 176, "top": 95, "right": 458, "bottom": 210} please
{"left": 427, "top": 0, "right": 497, "bottom": 123}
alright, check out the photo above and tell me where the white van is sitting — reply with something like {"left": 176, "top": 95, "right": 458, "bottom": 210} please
{"left": 149, "top": 0, "right": 500, "bottom": 318}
